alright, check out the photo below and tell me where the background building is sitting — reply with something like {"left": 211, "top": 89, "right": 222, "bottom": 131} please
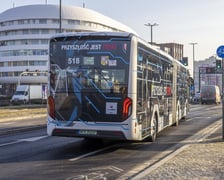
{"left": 194, "top": 56, "right": 222, "bottom": 93}
{"left": 0, "top": 4, "right": 137, "bottom": 95}
{"left": 158, "top": 43, "right": 183, "bottom": 61}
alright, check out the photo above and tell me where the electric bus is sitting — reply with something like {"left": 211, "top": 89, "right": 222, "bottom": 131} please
{"left": 47, "top": 32, "right": 190, "bottom": 142}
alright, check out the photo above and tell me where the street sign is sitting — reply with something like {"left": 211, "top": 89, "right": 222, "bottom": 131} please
{"left": 216, "top": 45, "right": 224, "bottom": 58}
{"left": 217, "top": 45, "right": 224, "bottom": 140}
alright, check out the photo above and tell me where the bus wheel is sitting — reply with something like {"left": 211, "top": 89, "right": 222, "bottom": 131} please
{"left": 174, "top": 107, "right": 180, "bottom": 126}
{"left": 149, "top": 115, "right": 158, "bottom": 142}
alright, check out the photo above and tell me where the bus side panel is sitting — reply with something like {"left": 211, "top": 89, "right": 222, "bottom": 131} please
{"left": 127, "top": 36, "right": 142, "bottom": 140}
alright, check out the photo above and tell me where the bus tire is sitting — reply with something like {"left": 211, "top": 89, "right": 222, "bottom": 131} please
{"left": 149, "top": 114, "right": 158, "bottom": 142}
{"left": 174, "top": 106, "right": 180, "bottom": 126}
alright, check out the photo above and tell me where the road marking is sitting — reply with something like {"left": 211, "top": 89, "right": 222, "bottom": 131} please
{"left": 0, "top": 141, "right": 20, "bottom": 147}
{"left": 205, "top": 106, "right": 221, "bottom": 111}
{"left": 66, "top": 166, "right": 124, "bottom": 180}
{"left": 17, "top": 136, "right": 47, "bottom": 142}
{"left": 2, "top": 122, "right": 16, "bottom": 125}
{"left": 0, "top": 135, "right": 47, "bottom": 147}
{"left": 90, "top": 166, "right": 124, "bottom": 173}
{"left": 69, "top": 144, "right": 118, "bottom": 161}
{"left": 109, "top": 166, "right": 124, "bottom": 173}
{"left": 186, "top": 116, "right": 211, "bottom": 122}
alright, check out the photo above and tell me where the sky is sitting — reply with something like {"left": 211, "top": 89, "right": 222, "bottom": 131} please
{"left": 1, "top": 0, "right": 224, "bottom": 72}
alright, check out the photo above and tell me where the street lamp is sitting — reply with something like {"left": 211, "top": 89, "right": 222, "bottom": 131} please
{"left": 189, "top": 42, "right": 198, "bottom": 93}
{"left": 189, "top": 42, "right": 198, "bottom": 78}
{"left": 59, "top": 0, "right": 62, "bottom": 33}
{"left": 144, "top": 23, "right": 158, "bottom": 44}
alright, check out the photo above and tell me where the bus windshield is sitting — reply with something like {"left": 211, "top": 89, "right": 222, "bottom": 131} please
{"left": 50, "top": 37, "right": 130, "bottom": 94}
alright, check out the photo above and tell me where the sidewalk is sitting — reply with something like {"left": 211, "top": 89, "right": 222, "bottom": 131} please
{"left": 138, "top": 125, "right": 224, "bottom": 179}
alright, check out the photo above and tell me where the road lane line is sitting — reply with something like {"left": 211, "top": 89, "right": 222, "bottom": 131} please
{"left": 0, "top": 141, "right": 21, "bottom": 147}
{"left": 0, "top": 135, "right": 47, "bottom": 147}
{"left": 186, "top": 116, "right": 211, "bottom": 122}
{"left": 69, "top": 144, "right": 118, "bottom": 162}
{"left": 17, "top": 136, "right": 47, "bottom": 142}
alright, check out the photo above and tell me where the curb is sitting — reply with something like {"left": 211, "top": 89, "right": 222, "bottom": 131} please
{"left": 0, "top": 114, "right": 47, "bottom": 135}
{"left": 0, "top": 124, "right": 46, "bottom": 136}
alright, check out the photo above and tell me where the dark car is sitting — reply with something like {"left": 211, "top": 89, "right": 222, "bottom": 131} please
{"left": 191, "top": 92, "right": 201, "bottom": 104}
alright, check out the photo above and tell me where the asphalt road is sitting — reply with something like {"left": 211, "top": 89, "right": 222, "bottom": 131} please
{"left": 0, "top": 104, "right": 222, "bottom": 179}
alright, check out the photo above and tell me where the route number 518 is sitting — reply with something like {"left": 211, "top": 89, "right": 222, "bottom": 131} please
{"left": 67, "top": 57, "right": 80, "bottom": 65}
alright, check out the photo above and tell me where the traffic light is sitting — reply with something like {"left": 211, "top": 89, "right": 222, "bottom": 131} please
{"left": 182, "top": 57, "right": 188, "bottom": 66}
{"left": 216, "top": 59, "right": 222, "bottom": 69}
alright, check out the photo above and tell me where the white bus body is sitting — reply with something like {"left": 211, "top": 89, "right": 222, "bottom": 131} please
{"left": 47, "top": 32, "right": 190, "bottom": 141}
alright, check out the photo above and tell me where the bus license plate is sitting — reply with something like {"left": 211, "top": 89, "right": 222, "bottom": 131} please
{"left": 79, "top": 130, "right": 97, "bottom": 135}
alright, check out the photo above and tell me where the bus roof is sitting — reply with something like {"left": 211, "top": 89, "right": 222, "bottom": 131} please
{"left": 50, "top": 31, "right": 133, "bottom": 40}
{"left": 50, "top": 31, "right": 189, "bottom": 71}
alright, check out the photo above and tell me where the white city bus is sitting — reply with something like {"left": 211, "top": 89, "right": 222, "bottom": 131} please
{"left": 47, "top": 32, "right": 190, "bottom": 141}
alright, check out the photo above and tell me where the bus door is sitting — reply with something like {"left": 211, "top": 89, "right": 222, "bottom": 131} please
{"left": 163, "top": 84, "right": 171, "bottom": 126}
{"left": 137, "top": 67, "right": 151, "bottom": 138}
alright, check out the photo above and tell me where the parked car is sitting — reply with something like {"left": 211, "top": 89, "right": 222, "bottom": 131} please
{"left": 10, "top": 84, "right": 47, "bottom": 105}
